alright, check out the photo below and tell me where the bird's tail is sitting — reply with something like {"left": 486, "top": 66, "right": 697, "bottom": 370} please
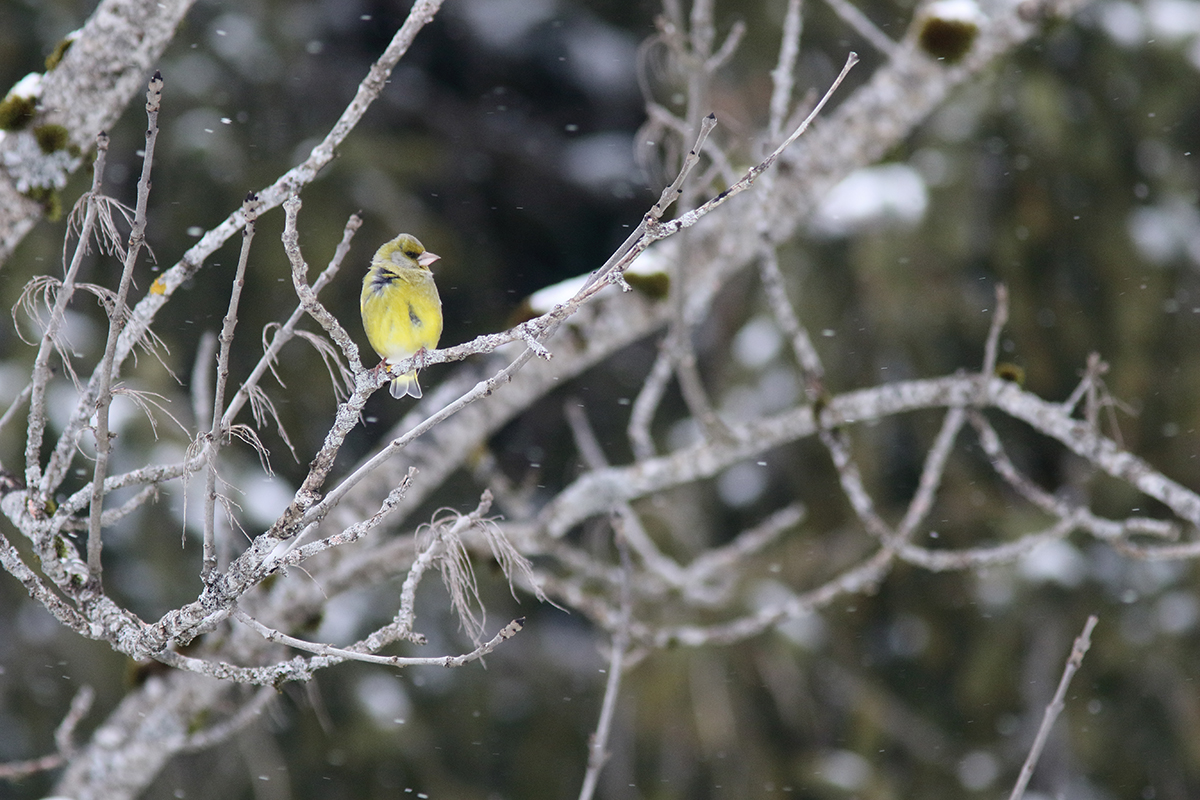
{"left": 390, "top": 371, "right": 422, "bottom": 399}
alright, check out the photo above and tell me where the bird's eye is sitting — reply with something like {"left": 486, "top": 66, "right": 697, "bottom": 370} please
{"left": 404, "top": 248, "right": 421, "bottom": 259}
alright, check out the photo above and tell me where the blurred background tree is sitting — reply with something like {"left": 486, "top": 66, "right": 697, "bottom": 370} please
{"left": 2, "top": 0, "right": 1200, "bottom": 798}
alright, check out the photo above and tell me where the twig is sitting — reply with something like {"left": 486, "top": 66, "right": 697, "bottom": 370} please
{"left": 897, "top": 516, "right": 1078, "bottom": 571}
{"left": 767, "top": 0, "right": 805, "bottom": 145}
{"left": 757, "top": 244, "right": 824, "bottom": 394}
{"left": 682, "top": 503, "right": 806, "bottom": 587}
{"left": 568, "top": 502, "right": 805, "bottom": 611}
{"left": 191, "top": 332, "right": 217, "bottom": 434}
{"left": 1060, "top": 353, "right": 1098, "bottom": 416}
{"left": 54, "top": 459, "right": 192, "bottom": 521}
{"left": 821, "top": 429, "right": 895, "bottom": 542}
{"left": 706, "top": 20, "right": 746, "bottom": 72}
{"left": 582, "top": 113, "right": 717, "bottom": 293}
{"left": 203, "top": 192, "right": 259, "bottom": 579}
{"left": 54, "top": 684, "right": 95, "bottom": 754}
{"left": 1062, "top": 352, "right": 1130, "bottom": 447}
{"left": 622, "top": 114, "right": 722, "bottom": 458}
{"left": 0, "top": 381, "right": 33, "bottom": 440}
{"left": 281, "top": 197, "right": 361, "bottom": 368}
{"left": 651, "top": 52, "right": 859, "bottom": 242}
{"left": 648, "top": 546, "right": 897, "bottom": 648}
{"left": 756, "top": 4, "right": 825, "bottom": 393}
{"left": 266, "top": 468, "right": 416, "bottom": 571}
{"left": 982, "top": 283, "right": 1008, "bottom": 376}
{"left": 149, "top": 617, "right": 527, "bottom": 684}
{"left": 673, "top": 326, "right": 732, "bottom": 442}
{"left": 180, "top": 686, "right": 277, "bottom": 753}
{"left": 667, "top": 7, "right": 732, "bottom": 443}
{"left": 24, "top": 131, "right": 110, "bottom": 497}
{"left": 392, "top": 509, "right": 473, "bottom": 644}
{"left": 58, "top": 485, "right": 159, "bottom": 531}
{"left": 85, "top": 73, "right": 162, "bottom": 586}
{"left": 577, "top": 520, "right": 634, "bottom": 800}
{"left": 566, "top": 402, "right": 688, "bottom": 588}
{"left": 641, "top": 103, "right": 739, "bottom": 186}
{"left": 967, "top": 411, "right": 1178, "bottom": 546}
{"left": 689, "top": 0, "right": 716, "bottom": 60}
{"left": 627, "top": 345, "right": 674, "bottom": 460}
{"left": 1111, "top": 535, "right": 1200, "bottom": 560}
{"left": 565, "top": 401, "right": 609, "bottom": 471}
{"left": 894, "top": 406, "right": 966, "bottom": 539}
{"left": 989, "top": 379, "right": 1200, "bottom": 525}
{"left": 0, "top": 684, "right": 93, "bottom": 779}
{"left": 821, "top": 0, "right": 902, "bottom": 57}
{"left": 231, "top": 608, "right": 526, "bottom": 672}
{"left": 357, "top": 490, "right": 535, "bottom": 653}
{"left": 1008, "top": 615, "right": 1099, "bottom": 800}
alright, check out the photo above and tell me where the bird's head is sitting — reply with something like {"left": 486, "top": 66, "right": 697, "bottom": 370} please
{"left": 377, "top": 233, "right": 440, "bottom": 271}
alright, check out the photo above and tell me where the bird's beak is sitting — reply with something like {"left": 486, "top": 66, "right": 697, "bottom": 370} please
{"left": 418, "top": 250, "right": 440, "bottom": 268}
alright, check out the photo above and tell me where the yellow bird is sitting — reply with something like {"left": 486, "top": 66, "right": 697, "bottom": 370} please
{"left": 360, "top": 233, "right": 443, "bottom": 399}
